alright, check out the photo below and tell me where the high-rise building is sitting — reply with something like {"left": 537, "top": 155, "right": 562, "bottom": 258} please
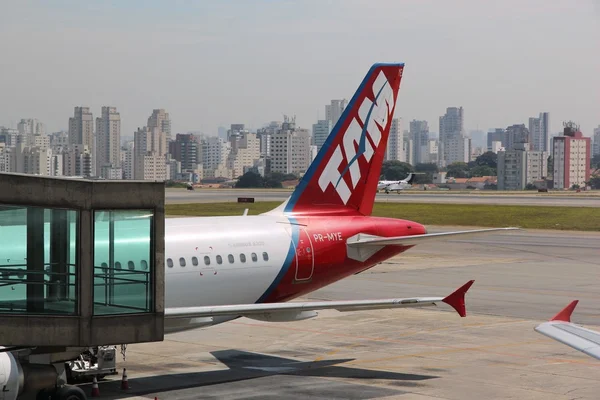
{"left": 497, "top": 142, "right": 548, "bottom": 190}
{"left": 487, "top": 128, "right": 505, "bottom": 151}
{"left": 325, "top": 99, "right": 348, "bottom": 126}
{"left": 504, "top": 124, "right": 530, "bottom": 151}
{"left": 553, "top": 122, "right": 591, "bottom": 189}
{"left": 270, "top": 128, "right": 311, "bottom": 175}
{"left": 134, "top": 126, "right": 167, "bottom": 181}
{"left": 147, "top": 109, "right": 171, "bottom": 142}
{"left": 386, "top": 118, "right": 404, "bottom": 162}
{"left": 62, "top": 144, "right": 93, "bottom": 177}
{"left": 593, "top": 126, "right": 600, "bottom": 156}
{"left": 312, "top": 120, "right": 332, "bottom": 152}
{"left": 408, "top": 119, "right": 429, "bottom": 165}
{"left": 170, "top": 133, "right": 201, "bottom": 172}
{"left": 68, "top": 107, "right": 94, "bottom": 173}
{"left": 96, "top": 106, "right": 121, "bottom": 177}
{"left": 17, "top": 118, "right": 45, "bottom": 136}
{"left": 439, "top": 107, "right": 467, "bottom": 166}
{"left": 121, "top": 141, "right": 135, "bottom": 180}
{"left": 529, "top": 112, "right": 550, "bottom": 152}
{"left": 227, "top": 131, "right": 260, "bottom": 178}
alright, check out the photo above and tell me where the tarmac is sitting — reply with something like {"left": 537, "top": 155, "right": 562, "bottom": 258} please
{"left": 82, "top": 227, "right": 600, "bottom": 399}
{"left": 166, "top": 188, "right": 600, "bottom": 207}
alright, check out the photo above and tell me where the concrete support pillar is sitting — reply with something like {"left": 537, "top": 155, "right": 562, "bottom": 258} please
{"left": 27, "top": 207, "right": 45, "bottom": 313}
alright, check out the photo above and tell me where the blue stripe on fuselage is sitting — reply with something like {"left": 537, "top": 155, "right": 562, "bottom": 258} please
{"left": 255, "top": 216, "right": 298, "bottom": 303}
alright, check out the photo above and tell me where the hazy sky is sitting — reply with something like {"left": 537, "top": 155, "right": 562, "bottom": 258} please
{"left": 1, "top": 0, "right": 598, "bottom": 138}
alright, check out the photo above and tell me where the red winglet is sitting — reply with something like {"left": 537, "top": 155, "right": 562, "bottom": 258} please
{"left": 441, "top": 280, "right": 475, "bottom": 318}
{"left": 550, "top": 300, "right": 579, "bottom": 322}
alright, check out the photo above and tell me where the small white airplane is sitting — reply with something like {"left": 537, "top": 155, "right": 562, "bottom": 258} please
{"left": 535, "top": 300, "right": 600, "bottom": 360}
{"left": 377, "top": 173, "right": 416, "bottom": 193}
{"left": 0, "top": 63, "right": 518, "bottom": 399}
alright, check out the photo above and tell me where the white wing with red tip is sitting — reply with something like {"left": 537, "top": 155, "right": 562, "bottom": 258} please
{"left": 165, "top": 280, "right": 475, "bottom": 321}
{"left": 535, "top": 300, "right": 600, "bottom": 360}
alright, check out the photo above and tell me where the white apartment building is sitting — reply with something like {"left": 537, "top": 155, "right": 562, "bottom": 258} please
{"left": 325, "top": 99, "right": 348, "bottom": 126}
{"left": 63, "top": 144, "right": 92, "bottom": 177}
{"left": 202, "top": 136, "right": 231, "bottom": 178}
{"left": 148, "top": 109, "right": 171, "bottom": 141}
{"left": 17, "top": 118, "right": 45, "bottom": 136}
{"left": 408, "top": 119, "right": 429, "bottom": 165}
{"left": 444, "top": 136, "right": 471, "bottom": 165}
{"left": 227, "top": 132, "right": 260, "bottom": 178}
{"left": 386, "top": 118, "right": 405, "bottom": 162}
{"left": 528, "top": 112, "right": 550, "bottom": 152}
{"left": 134, "top": 126, "right": 168, "bottom": 181}
{"left": 270, "top": 128, "right": 311, "bottom": 175}
{"left": 497, "top": 143, "right": 548, "bottom": 190}
{"left": 553, "top": 126, "right": 591, "bottom": 189}
{"left": 439, "top": 107, "right": 467, "bottom": 166}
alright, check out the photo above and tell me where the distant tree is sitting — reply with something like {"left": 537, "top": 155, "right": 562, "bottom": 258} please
{"left": 446, "top": 162, "right": 469, "bottom": 178}
{"left": 474, "top": 151, "right": 498, "bottom": 169}
{"left": 415, "top": 163, "right": 438, "bottom": 173}
{"left": 381, "top": 160, "right": 413, "bottom": 180}
{"left": 470, "top": 165, "right": 496, "bottom": 177}
{"left": 587, "top": 176, "right": 600, "bottom": 189}
{"left": 235, "top": 171, "right": 264, "bottom": 188}
{"left": 571, "top": 184, "right": 580, "bottom": 190}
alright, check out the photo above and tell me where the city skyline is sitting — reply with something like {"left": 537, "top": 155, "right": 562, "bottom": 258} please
{"left": 1, "top": 0, "right": 598, "bottom": 137}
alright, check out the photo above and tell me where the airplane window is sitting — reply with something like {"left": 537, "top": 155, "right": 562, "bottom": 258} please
{"left": 204, "top": 256, "right": 210, "bottom": 265}
{"left": 179, "top": 257, "right": 186, "bottom": 267}
{"left": 228, "top": 254, "right": 234, "bottom": 263}
{"left": 167, "top": 258, "right": 173, "bottom": 268}
{"left": 216, "top": 255, "right": 222, "bottom": 264}
{"left": 251, "top": 253, "right": 257, "bottom": 262}
{"left": 140, "top": 260, "right": 148, "bottom": 270}
{"left": 240, "top": 253, "right": 246, "bottom": 263}
{"left": 115, "top": 261, "right": 122, "bottom": 270}
{"left": 128, "top": 261, "right": 135, "bottom": 270}
{"left": 262, "top": 252, "right": 269, "bottom": 261}
{"left": 192, "top": 256, "right": 198, "bottom": 266}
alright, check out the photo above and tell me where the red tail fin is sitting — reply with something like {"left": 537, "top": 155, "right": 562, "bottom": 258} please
{"left": 284, "top": 63, "right": 404, "bottom": 216}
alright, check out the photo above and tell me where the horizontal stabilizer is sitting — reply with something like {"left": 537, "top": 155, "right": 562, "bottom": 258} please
{"left": 535, "top": 300, "right": 600, "bottom": 361}
{"left": 165, "top": 281, "right": 475, "bottom": 320}
{"left": 347, "top": 227, "right": 520, "bottom": 247}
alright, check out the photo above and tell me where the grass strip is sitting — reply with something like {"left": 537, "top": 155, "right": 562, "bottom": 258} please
{"left": 165, "top": 202, "right": 600, "bottom": 231}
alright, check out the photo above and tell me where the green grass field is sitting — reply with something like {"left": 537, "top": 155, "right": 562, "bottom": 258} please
{"left": 165, "top": 202, "right": 600, "bottom": 231}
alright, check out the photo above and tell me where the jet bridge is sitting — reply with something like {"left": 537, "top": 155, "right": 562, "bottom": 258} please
{"left": 0, "top": 173, "right": 165, "bottom": 398}
{"left": 0, "top": 173, "right": 165, "bottom": 347}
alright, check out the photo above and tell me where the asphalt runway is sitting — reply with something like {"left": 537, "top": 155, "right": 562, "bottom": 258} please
{"left": 166, "top": 188, "right": 600, "bottom": 207}
{"left": 84, "top": 227, "right": 600, "bottom": 399}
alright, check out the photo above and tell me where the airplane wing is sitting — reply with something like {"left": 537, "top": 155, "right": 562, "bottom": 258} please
{"left": 346, "top": 227, "right": 520, "bottom": 247}
{"left": 165, "top": 280, "right": 474, "bottom": 321}
{"left": 534, "top": 300, "right": 600, "bottom": 360}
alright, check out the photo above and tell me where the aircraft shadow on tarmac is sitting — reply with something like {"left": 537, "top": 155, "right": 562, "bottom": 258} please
{"left": 98, "top": 349, "right": 438, "bottom": 396}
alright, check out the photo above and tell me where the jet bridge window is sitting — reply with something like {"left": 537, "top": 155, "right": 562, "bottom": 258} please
{"left": 0, "top": 205, "right": 79, "bottom": 316}
{"left": 93, "top": 210, "right": 153, "bottom": 316}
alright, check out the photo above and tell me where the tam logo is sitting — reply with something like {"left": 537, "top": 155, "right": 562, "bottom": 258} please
{"left": 317, "top": 71, "right": 396, "bottom": 204}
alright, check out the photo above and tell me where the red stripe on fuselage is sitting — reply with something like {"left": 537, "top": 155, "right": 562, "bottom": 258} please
{"left": 262, "top": 215, "right": 426, "bottom": 303}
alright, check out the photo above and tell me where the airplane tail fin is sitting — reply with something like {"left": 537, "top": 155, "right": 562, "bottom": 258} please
{"left": 281, "top": 63, "right": 404, "bottom": 216}
{"left": 405, "top": 173, "right": 416, "bottom": 184}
